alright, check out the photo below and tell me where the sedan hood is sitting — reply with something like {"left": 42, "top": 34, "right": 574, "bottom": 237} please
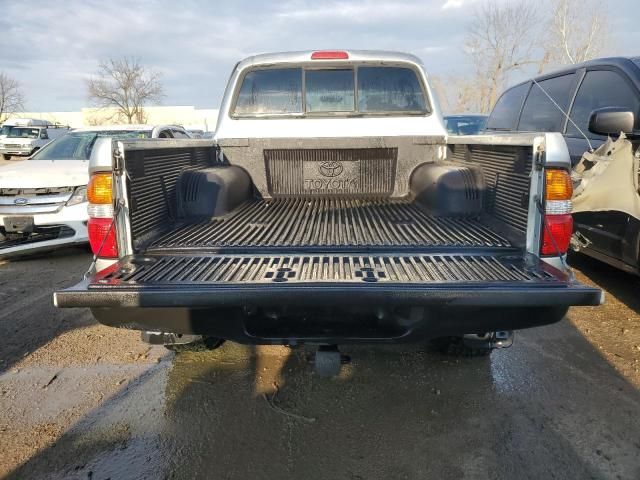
{"left": 0, "top": 160, "right": 89, "bottom": 189}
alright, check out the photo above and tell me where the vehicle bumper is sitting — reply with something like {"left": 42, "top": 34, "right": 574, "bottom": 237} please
{"left": 0, "top": 148, "right": 33, "bottom": 157}
{"left": 55, "top": 280, "right": 602, "bottom": 345}
{"left": 59, "top": 301, "right": 580, "bottom": 345}
{"left": 0, "top": 202, "right": 88, "bottom": 257}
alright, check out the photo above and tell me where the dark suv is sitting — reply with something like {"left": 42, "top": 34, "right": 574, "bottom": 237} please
{"left": 486, "top": 56, "right": 640, "bottom": 274}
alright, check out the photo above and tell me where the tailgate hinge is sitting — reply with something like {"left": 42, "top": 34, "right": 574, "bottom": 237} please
{"left": 534, "top": 148, "right": 545, "bottom": 171}
{"left": 113, "top": 145, "right": 124, "bottom": 175}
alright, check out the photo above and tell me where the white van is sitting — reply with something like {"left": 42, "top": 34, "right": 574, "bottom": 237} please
{"left": 0, "top": 119, "right": 70, "bottom": 160}
{"left": 0, "top": 118, "right": 54, "bottom": 139}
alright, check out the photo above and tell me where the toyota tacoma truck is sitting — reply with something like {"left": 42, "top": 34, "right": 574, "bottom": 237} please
{"left": 54, "top": 50, "right": 602, "bottom": 373}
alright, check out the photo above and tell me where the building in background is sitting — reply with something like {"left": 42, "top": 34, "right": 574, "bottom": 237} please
{"left": 6, "top": 106, "right": 219, "bottom": 132}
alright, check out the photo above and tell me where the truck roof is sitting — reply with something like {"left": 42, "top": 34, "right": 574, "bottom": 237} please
{"left": 236, "top": 50, "right": 425, "bottom": 70}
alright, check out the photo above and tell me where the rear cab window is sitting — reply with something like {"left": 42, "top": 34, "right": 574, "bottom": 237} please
{"left": 357, "top": 67, "right": 426, "bottom": 112}
{"left": 485, "top": 83, "right": 529, "bottom": 131}
{"left": 232, "top": 65, "right": 429, "bottom": 117}
{"left": 235, "top": 69, "right": 303, "bottom": 115}
{"left": 305, "top": 69, "right": 355, "bottom": 112}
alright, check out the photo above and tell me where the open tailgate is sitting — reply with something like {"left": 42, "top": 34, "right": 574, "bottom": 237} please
{"left": 55, "top": 252, "right": 602, "bottom": 309}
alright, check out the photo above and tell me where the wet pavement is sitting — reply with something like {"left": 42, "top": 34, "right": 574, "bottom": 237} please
{"left": 1, "top": 248, "right": 639, "bottom": 479}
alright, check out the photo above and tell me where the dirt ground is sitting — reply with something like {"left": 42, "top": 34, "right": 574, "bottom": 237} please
{"left": 0, "top": 248, "right": 639, "bottom": 479}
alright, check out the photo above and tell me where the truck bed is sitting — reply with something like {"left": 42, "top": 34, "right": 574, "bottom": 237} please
{"left": 147, "top": 198, "right": 510, "bottom": 252}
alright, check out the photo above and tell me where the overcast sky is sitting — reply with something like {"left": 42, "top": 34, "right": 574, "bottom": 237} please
{"left": 1, "top": 0, "right": 637, "bottom": 112}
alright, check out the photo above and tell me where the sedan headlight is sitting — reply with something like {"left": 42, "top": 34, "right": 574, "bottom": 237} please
{"left": 66, "top": 186, "right": 87, "bottom": 206}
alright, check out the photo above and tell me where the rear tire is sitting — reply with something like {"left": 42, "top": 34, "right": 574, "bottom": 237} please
{"left": 429, "top": 336, "right": 493, "bottom": 357}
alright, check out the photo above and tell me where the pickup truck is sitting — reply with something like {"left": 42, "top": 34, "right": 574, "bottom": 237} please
{"left": 54, "top": 50, "right": 602, "bottom": 373}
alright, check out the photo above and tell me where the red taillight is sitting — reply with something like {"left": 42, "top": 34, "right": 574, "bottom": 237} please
{"left": 541, "top": 214, "right": 573, "bottom": 256}
{"left": 88, "top": 217, "right": 118, "bottom": 258}
{"left": 87, "top": 171, "right": 117, "bottom": 258}
{"left": 540, "top": 168, "right": 573, "bottom": 257}
{"left": 311, "top": 50, "right": 349, "bottom": 60}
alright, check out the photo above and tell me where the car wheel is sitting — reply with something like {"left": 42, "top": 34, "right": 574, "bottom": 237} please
{"left": 2, "top": 154, "right": 11, "bottom": 161}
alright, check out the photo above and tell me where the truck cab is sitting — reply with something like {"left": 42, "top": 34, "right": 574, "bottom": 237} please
{"left": 55, "top": 51, "right": 601, "bottom": 365}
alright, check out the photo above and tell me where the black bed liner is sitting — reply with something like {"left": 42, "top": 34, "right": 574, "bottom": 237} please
{"left": 148, "top": 198, "right": 510, "bottom": 251}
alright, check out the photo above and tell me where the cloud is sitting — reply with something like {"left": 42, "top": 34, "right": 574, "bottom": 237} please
{"left": 275, "top": 0, "right": 440, "bottom": 22}
{"left": 0, "top": 0, "right": 633, "bottom": 111}
{"left": 442, "top": 0, "right": 465, "bottom": 9}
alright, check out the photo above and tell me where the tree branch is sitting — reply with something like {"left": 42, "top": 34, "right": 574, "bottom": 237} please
{"left": 86, "top": 57, "right": 164, "bottom": 124}
{"left": 0, "top": 72, "right": 25, "bottom": 123}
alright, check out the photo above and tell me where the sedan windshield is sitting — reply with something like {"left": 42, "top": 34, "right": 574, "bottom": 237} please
{"left": 8, "top": 127, "right": 40, "bottom": 138}
{"left": 30, "top": 130, "right": 151, "bottom": 160}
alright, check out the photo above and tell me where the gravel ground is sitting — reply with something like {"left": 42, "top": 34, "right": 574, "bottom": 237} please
{"left": 0, "top": 248, "right": 639, "bottom": 479}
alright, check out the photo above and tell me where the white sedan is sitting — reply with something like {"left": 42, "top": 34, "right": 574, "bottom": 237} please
{"left": 0, "top": 124, "right": 190, "bottom": 257}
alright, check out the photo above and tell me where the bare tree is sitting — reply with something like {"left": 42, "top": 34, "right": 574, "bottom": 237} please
{"left": 446, "top": 0, "right": 611, "bottom": 113}
{"left": 548, "top": 0, "right": 609, "bottom": 65}
{"left": 430, "top": 74, "right": 483, "bottom": 114}
{"left": 0, "top": 72, "right": 25, "bottom": 123}
{"left": 464, "top": 1, "right": 540, "bottom": 113}
{"left": 86, "top": 57, "right": 163, "bottom": 124}
{"left": 429, "top": 75, "right": 454, "bottom": 113}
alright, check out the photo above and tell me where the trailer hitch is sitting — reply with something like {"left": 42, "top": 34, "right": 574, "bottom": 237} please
{"left": 462, "top": 331, "right": 514, "bottom": 350}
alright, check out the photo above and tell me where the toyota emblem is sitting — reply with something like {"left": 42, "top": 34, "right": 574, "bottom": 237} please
{"left": 318, "top": 161, "right": 344, "bottom": 177}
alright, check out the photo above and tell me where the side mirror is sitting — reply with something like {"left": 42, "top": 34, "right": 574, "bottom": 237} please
{"left": 588, "top": 107, "right": 634, "bottom": 136}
